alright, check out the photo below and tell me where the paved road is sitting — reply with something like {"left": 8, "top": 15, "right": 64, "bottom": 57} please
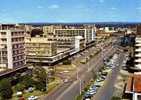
{"left": 41, "top": 37, "right": 117, "bottom": 100}
{"left": 93, "top": 50, "right": 125, "bottom": 100}
{"left": 56, "top": 47, "right": 116, "bottom": 100}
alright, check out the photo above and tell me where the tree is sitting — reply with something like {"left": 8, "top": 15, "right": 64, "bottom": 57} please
{"left": 0, "top": 79, "right": 13, "bottom": 99}
{"left": 15, "top": 83, "right": 25, "bottom": 91}
{"left": 21, "top": 75, "right": 35, "bottom": 89}
{"left": 111, "top": 96, "right": 121, "bottom": 100}
{"left": 32, "top": 66, "right": 47, "bottom": 91}
{"left": 34, "top": 81, "right": 46, "bottom": 91}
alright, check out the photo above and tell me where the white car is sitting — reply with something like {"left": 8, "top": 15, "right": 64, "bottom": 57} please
{"left": 28, "top": 96, "right": 38, "bottom": 100}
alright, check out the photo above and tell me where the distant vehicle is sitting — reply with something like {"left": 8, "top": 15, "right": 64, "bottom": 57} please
{"left": 89, "top": 85, "right": 100, "bottom": 91}
{"left": 83, "top": 93, "right": 91, "bottom": 100}
{"left": 64, "top": 79, "right": 69, "bottom": 83}
{"left": 28, "top": 96, "right": 38, "bottom": 100}
{"left": 101, "top": 72, "right": 108, "bottom": 76}
{"left": 16, "top": 91, "right": 23, "bottom": 97}
{"left": 84, "top": 98, "right": 91, "bottom": 100}
{"left": 80, "top": 59, "right": 87, "bottom": 64}
{"left": 27, "top": 87, "right": 34, "bottom": 92}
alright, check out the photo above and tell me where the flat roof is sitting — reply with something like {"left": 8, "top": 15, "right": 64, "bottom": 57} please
{"left": 125, "top": 76, "right": 133, "bottom": 93}
{"left": 134, "top": 75, "right": 141, "bottom": 93}
{"left": 125, "top": 74, "right": 141, "bottom": 94}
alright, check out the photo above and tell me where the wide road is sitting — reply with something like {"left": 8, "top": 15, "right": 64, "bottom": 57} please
{"left": 93, "top": 50, "right": 125, "bottom": 100}
{"left": 56, "top": 46, "right": 117, "bottom": 100}
{"left": 41, "top": 37, "right": 117, "bottom": 100}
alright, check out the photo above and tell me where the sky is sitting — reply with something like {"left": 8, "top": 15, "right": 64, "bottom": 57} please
{"left": 0, "top": 0, "right": 140, "bottom": 23}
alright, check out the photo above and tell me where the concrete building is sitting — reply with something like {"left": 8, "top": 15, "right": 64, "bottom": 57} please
{"left": 0, "top": 27, "right": 26, "bottom": 69}
{"left": 43, "top": 25, "right": 62, "bottom": 36}
{"left": 135, "top": 37, "right": 141, "bottom": 70}
{"left": 54, "top": 28, "right": 95, "bottom": 48}
{"left": 137, "top": 25, "right": 141, "bottom": 35}
{"left": 25, "top": 37, "right": 57, "bottom": 57}
{"left": 125, "top": 72, "right": 141, "bottom": 100}
{"left": 104, "top": 27, "right": 116, "bottom": 33}
{"left": 74, "top": 36, "right": 85, "bottom": 52}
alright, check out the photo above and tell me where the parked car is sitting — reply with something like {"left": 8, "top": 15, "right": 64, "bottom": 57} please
{"left": 28, "top": 96, "right": 38, "bottom": 100}
{"left": 80, "top": 59, "right": 87, "bottom": 64}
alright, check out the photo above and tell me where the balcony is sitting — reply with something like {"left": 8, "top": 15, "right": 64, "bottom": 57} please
{"left": 135, "top": 53, "right": 141, "bottom": 57}
{"left": 135, "top": 59, "right": 141, "bottom": 63}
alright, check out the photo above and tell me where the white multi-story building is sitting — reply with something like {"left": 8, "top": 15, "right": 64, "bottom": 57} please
{"left": 135, "top": 37, "right": 141, "bottom": 69}
{"left": 0, "top": 28, "right": 26, "bottom": 69}
{"left": 54, "top": 28, "right": 96, "bottom": 48}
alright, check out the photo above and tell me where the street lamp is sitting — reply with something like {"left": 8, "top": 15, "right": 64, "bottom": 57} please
{"left": 87, "top": 49, "right": 90, "bottom": 72}
{"left": 46, "top": 75, "right": 48, "bottom": 91}
{"left": 79, "top": 78, "right": 82, "bottom": 95}
{"left": 77, "top": 68, "right": 79, "bottom": 80}
{"left": 76, "top": 67, "right": 82, "bottom": 95}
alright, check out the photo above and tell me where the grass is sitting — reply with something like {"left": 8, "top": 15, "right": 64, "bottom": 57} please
{"left": 12, "top": 77, "right": 62, "bottom": 100}
{"left": 12, "top": 90, "right": 44, "bottom": 100}
{"left": 75, "top": 91, "right": 84, "bottom": 100}
{"left": 46, "top": 77, "right": 62, "bottom": 94}
{"left": 56, "top": 64, "right": 76, "bottom": 72}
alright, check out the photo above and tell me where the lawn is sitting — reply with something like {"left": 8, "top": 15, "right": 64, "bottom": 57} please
{"left": 56, "top": 64, "right": 76, "bottom": 72}
{"left": 12, "top": 77, "right": 62, "bottom": 100}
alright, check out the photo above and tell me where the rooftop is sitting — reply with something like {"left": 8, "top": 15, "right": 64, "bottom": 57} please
{"left": 125, "top": 73, "right": 141, "bottom": 94}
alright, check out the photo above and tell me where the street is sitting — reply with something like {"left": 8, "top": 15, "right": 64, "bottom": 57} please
{"left": 41, "top": 37, "right": 118, "bottom": 100}
{"left": 56, "top": 46, "right": 116, "bottom": 100}
{"left": 93, "top": 50, "right": 125, "bottom": 100}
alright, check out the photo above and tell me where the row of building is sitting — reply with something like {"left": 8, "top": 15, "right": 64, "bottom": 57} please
{"left": 0, "top": 23, "right": 132, "bottom": 70}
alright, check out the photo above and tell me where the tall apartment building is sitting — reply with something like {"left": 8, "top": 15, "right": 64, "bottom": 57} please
{"left": 0, "top": 27, "right": 26, "bottom": 69}
{"left": 135, "top": 37, "right": 141, "bottom": 69}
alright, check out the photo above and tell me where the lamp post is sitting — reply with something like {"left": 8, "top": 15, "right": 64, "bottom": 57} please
{"left": 76, "top": 67, "right": 82, "bottom": 95}
{"left": 77, "top": 68, "right": 79, "bottom": 80}
{"left": 79, "top": 78, "right": 82, "bottom": 95}
{"left": 87, "top": 49, "right": 90, "bottom": 72}
{"left": 46, "top": 74, "right": 48, "bottom": 91}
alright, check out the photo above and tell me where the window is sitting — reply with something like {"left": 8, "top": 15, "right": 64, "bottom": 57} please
{"left": 1, "top": 32, "right": 6, "bottom": 35}
{"left": 1, "top": 39, "right": 7, "bottom": 42}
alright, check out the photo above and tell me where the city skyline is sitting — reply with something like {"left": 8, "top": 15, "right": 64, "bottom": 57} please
{"left": 0, "top": 0, "right": 140, "bottom": 23}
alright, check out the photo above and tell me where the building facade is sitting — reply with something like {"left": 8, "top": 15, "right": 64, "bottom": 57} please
{"left": 25, "top": 37, "right": 57, "bottom": 57}
{"left": 0, "top": 28, "right": 25, "bottom": 69}
{"left": 135, "top": 37, "right": 141, "bottom": 69}
{"left": 54, "top": 28, "right": 95, "bottom": 48}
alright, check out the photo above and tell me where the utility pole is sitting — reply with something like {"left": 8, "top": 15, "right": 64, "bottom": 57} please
{"left": 79, "top": 78, "right": 82, "bottom": 95}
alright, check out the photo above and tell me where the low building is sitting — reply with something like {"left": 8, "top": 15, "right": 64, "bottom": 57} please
{"left": 25, "top": 37, "right": 57, "bottom": 57}
{"left": 125, "top": 72, "right": 141, "bottom": 100}
{"left": 25, "top": 37, "right": 76, "bottom": 64}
